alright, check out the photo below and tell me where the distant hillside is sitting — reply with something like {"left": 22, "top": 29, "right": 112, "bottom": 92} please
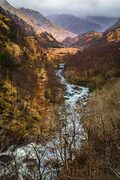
{"left": 87, "top": 16, "right": 118, "bottom": 31}
{"left": 47, "top": 14, "right": 102, "bottom": 34}
{"left": 63, "top": 31, "right": 102, "bottom": 47}
{"left": 63, "top": 20, "right": 120, "bottom": 47}
{"left": 104, "top": 18, "right": 120, "bottom": 33}
{"left": 20, "top": 8, "right": 76, "bottom": 42}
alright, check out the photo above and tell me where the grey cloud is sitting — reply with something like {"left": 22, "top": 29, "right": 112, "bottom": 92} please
{"left": 8, "top": 0, "right": 120, "bottom": 17}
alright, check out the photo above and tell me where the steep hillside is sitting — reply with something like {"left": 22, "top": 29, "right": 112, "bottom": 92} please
{"left": 114, "top": 18, "right": 120, "bottom": 27}
{"left": 20, "top": 8, "right": 53, "bottom": 28}
{"left": 101, "top": 20, "right": 120, "bottom": 43}
{"left": 0, "top": 0, "right": 61, "bottom": 47}
{"left": 0, "top": 6, "right": 63, "bottom": 146}
{"left": 0, "top": 0, "right": 39, "bottom": 30}
{"left": 39, "top": 31, "right": 61, "bottom": 48}
{"left": 103, "top": 28, "right": 120, "bottom": 43}
{"left": 48, "top": 14, "right": 102, "bottom": 34}
{"left": 20, "top": 8, "right": 76, "bottom": 42}
{"left": 0, "top": 0, "right": 75, "bottom": 41}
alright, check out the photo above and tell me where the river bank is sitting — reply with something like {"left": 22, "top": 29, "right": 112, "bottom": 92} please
{"left": 60, "top": 78, "right": 120, "bottom": 179}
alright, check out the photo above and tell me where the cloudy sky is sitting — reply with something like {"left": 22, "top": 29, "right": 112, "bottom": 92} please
{"left": 8, "top": 0, "right": 120, "bottom": 17}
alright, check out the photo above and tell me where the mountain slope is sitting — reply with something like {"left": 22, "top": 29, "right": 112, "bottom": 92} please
{"left": 104, "top": 18, "right": 120, "bottom": 32}
{"left": 63, "top": 19, "right": 120, "bottom": 47}
{"left": 20, "top": 8, "right": 76, "bottom": 42}
{"left": 48, "top": 14, "right": 102, "bottom": 34}
{"left": 100, "top": 19, "right": 120, "bottom": 43}
{"left": 0, "top": 0, "right": 39, "bottom": 30}
{"left": 87, "top": 16, "right": 118, "bottom": 31}
{"left": 63, "top": 19, "right": 120, "bottom": 88}
{"left": 63, "top": 31, "right": 102, "bottom": 47}
{"left": 64, "top": 42, "right": 120, "bottom": 90}
{"left": 0, "top": 0, "right": 75, "bottom": 42}
{"left": 0, "top": 0, "right": 61, "bottom": 47}
{"left": 20, "top": 8, "right": 53, "bottom": 28}
{"left": 0, "top": 5, "right": 63, "bottom": 144}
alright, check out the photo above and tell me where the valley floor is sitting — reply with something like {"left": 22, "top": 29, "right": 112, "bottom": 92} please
{"left": 47, "top": 47, "right": 80, "bottom": 62}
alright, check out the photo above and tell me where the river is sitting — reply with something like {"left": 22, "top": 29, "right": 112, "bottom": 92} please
{"left": 0, "top": 64, "right": 89, "bottom": 180}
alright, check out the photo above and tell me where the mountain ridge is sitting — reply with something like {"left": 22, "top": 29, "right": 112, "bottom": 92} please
{"left": 19, "top": 8, "right": 76, "bottom": 42}
{"left": 87, "top": 16, "right": 118, "bottom": 31}
{"left": 0, "top": 1, "right": 61, "bottom": 47}
{"left": 0, "top": 0, "right": 76, "bottom": 42}
{"left": 47, "top": 14, "right": 102, "bottom": 34}
{"left": 63, "top": 31, "right": 102, "bottom": 47}
{"left": 63, "top": 19, "right": 120, "bottom": 47}
{"left": 0, "top": 0, "right": 39, "bottom": 31}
